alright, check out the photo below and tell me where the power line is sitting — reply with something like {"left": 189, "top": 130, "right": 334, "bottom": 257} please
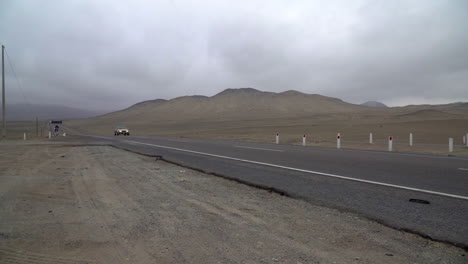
{"left": 3, "top": 46, "right": 36, "bottom": 119}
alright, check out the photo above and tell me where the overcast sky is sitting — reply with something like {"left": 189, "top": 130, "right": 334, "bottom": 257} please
{"left": 1, "top": 0, "right": 467, "bottom": 111}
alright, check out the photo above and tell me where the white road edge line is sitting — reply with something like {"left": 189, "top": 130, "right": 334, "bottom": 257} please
{"left": 458, "top": 168, "right": 468, "bottom": 171}
{"left": 120, "top": 139, "right": 468, "bottom": 201}
{"left": 234, "top": 145, "right": 284, "bottom": 152}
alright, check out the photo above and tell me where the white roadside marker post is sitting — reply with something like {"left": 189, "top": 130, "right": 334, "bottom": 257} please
{"left": 449, "top": 138, "right": 453, "bottom": 153}
{"left": 463, "top": 135, "right": 466, "bottom": 145}
{"left": 409, "top": 133, "right": 413, "bottom": 146}
{"left": 302, "top": 134, "right": 306, "bottom": 146}
{"left": 276, "top": 133, "right": 279, "bottom": 144}
{"left": 388, "top": 136, "right": 393, "bottom": 152}
{"left": 337, "top": 133, "right": 341, "bottom": 149}
{"left": 23, "top": 132, "right": 26, "bottom": 140}
{"left": 48, "top": 131, "right": 51, "bottom": 139}
{"left": 369, "top": 133, "right": 373, "bottom": 144}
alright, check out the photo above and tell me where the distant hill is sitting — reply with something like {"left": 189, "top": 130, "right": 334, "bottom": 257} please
{"left": 95, "top": 99, "right": 168, "bottom": 121}
{"left": 1, "top": 104, "right": 104, "bottom": 121}
{"left": 131, "top": 99, "right": 168, "bottom": 107}
{"left": 71, "top": 88, "right": 468, "bottom": 127}
{"left": 396, "top": 109, "right": 462, "bottom": 119}
{"left": 361, "top": 101, "right": 388, "bottom": 108}
{"left": 66, "top": 88, "right": 468, "bottom": 137}
{"left": 94, "top": 88, "right": 368, "bottom": 123}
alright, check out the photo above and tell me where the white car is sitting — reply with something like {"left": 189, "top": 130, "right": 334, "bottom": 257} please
{"left": 114, "top": 126, "right": 130, "bottom": 136}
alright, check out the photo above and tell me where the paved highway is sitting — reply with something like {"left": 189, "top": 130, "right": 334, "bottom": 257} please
{"left": 63, "top": 127, "right": 468, "bottom": 248}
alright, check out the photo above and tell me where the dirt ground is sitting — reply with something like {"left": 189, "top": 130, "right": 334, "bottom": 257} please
{"left": 0, "top": 142, "right": 466, "bottom": 264}
{"left": 0, "top": 121, "right": 50, "bottom": 141}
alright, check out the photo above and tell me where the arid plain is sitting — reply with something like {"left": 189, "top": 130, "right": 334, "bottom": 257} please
{"left": 2, "top": 88, "right": 467, "bottom": 263}
{"left": 66, "top": 88, "right": 468, "bottom": 155}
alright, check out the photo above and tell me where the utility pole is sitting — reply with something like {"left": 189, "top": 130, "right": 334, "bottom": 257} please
{"left": 36, "top": 116, "right": 38, "bottom": 137}
{"left": 2, "top": 45, "right": 5, "bottom": 139}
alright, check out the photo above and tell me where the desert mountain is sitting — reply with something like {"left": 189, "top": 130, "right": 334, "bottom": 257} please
{"left": 69, "top": 88, "right": 468, "bottom": 131}
{"left": 2, "top": 104, "right": 104, "bottom": 121}
{"left": 361, "top": 101, "right": 388, "bottom": 108}
{"left": 96, "top": 99, "right": 168, "bottom": 120}
{"left": 67, "top": 88, "right": 468, "bottom": 138}
{"left": 97, "top": 88, "right": 368, "bottom": 123}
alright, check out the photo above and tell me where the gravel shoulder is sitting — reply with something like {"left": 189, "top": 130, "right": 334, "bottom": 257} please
{"left": 0, "top": 143, "right": 465, "bottom": 263}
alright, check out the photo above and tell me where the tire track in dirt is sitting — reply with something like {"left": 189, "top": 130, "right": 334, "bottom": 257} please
{"left": 68, "top": 146, "right": 133, "bottom": 264}
{"left": 0, "top": 246, "right": 82, "bottom": 264}
{"left": 0, "top": 146, "right": 91, "bottom": 264}
{"left": 85, "top": 146, "right": 189, "bottom": 263}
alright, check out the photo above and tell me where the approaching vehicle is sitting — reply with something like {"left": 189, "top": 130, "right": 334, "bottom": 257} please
{"left": 114, "top": 126, "right": 130, "bottom": 136}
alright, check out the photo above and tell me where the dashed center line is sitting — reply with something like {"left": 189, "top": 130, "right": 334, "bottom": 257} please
{"left": 458, "top": 168, "right": 468, "bottom": 171}
{"left": 234, "top": 146, "right": 284, "bottom": 152}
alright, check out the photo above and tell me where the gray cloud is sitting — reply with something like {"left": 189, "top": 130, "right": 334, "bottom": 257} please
{"left": 1, "top": 0, "right": 467, "bottom": 111}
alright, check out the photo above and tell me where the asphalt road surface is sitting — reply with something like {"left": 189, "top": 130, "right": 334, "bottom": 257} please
{"left": 63, "top": 126, "right": 468, "bottom": 249}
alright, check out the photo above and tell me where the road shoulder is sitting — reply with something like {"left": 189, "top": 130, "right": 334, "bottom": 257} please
{"left": 0, "top": 143, "right": 465, "bottom": 263}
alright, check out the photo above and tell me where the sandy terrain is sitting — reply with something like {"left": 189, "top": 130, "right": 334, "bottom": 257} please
{"left": 65, "top": 88, "right": 468, "bottom": 156}
{"left": 0, "top": 141, "right": 465, "bottom": 263}
{"left": 0, "top": 121, "right": 49, "bottom": 141}
{"left": 67, "top": 117, "right": 468, "bottom": 156}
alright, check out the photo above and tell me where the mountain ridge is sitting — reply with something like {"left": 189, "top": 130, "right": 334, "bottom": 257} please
{"left": 111, "top": 88, "right": 368, "bottom": 122}
{"left": 75, "top": 88, "right": 468, "bottom": 126}
{"left": 361, "top": 101, "right": 388, "bottom": 108}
